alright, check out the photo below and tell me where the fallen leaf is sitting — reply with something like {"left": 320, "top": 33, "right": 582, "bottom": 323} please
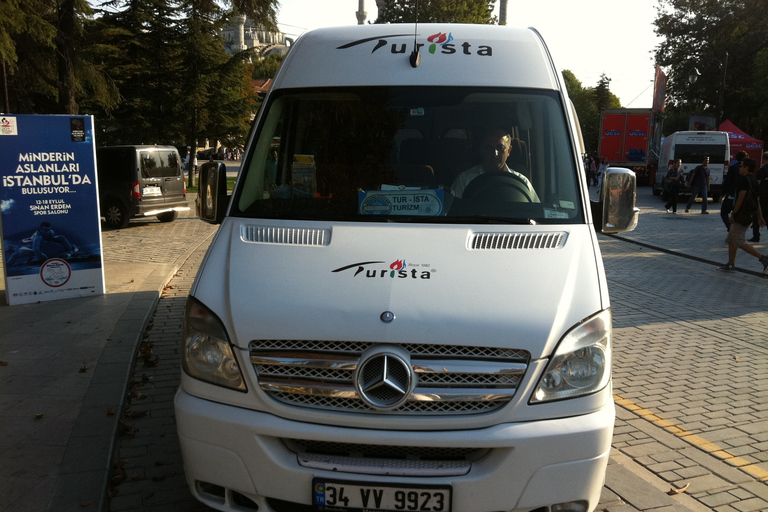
{"left": 79, "top": 500, "right": 93, "bottom": 507}
{"left": 733, "top": 356, "right": 740, "bottom": 360}
{"left": 78, "top": 365, "right": 89, "bottom": 373}
{"left": 667, "top": 482, "right": 690, "bottom": 495}
{"left": 130, "top": 279, "right": 135, "bottom": 283}
{"left": 34, "top": 413, "right": 44, "bottom": 420}
{"left": 0, "top": 361, "right": 8, "bottom": 366}
{"left": 106, "top": 407, "right": 116, "bottom": 416}
{"left": 126, "top": 409, "right": 148, "bottom": 419}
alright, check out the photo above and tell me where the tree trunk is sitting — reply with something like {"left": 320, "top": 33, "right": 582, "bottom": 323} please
{"left": 56, "top": 0, "right": 78, "bottom": 114}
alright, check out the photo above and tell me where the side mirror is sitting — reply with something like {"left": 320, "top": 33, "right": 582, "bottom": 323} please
{"left": 196, "top": 161, "right": 228, "bottom": 224}
{"left": 592, "top": 167, "right": 639, "bottom": 233}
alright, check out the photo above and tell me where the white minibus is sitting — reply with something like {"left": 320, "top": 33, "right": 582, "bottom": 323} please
{"left": 175, "top": 24, "right": 639, "bottom": 512}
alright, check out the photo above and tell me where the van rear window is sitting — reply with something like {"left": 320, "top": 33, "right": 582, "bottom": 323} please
{"left": 673, "top": 144, "right": 728, "bottom": 164}
{"left": 233, "top": 87, "right": 583, "bottom": 224}
{"left": 140, "top": 150, "right": 181, "bottom": 178}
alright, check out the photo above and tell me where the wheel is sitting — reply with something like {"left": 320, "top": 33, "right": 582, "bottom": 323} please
{"left": 462, "top": 171, "right": 534, "bottom": 202}
{"left": 103, "top": 200, "right": 130, "bottom": 229}
{"left": 156, "top": 211, "right": 178, "bottom": 223}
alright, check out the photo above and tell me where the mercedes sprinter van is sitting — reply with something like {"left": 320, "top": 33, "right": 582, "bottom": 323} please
{"left": 175, "top": 24, "right": 638, "bottom": 512}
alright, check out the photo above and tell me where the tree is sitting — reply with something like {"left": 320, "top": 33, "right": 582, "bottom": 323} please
{"left": 2, "top": 0, "right": 118, "bottom": 114}
{"left": 375, "top": 0, "right": 497, "bottom": 24}
{"left": 654, "top": 0, "right": 768, "bottom": 138}
{"left": 252, "top": 53, "right": 284, "bottom": 80}
{"left": 563, "top": 70, "right": 621, "bottom": 155}
{"left": 593, "top": 74, "right": 620, "bottom": 114}
{"left": 176, "top": 0, "right": 278, "bottom": 187}
{"left": 92, "top": 0, "right": 184, "bottom": 144}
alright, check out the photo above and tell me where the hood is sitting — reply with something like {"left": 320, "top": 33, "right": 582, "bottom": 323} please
{"left": 194, "top": 219, "right": 605, "bottom": 360}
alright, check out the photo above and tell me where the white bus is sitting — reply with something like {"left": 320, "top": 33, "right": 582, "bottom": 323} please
{"left": 653, "top": 131, "right": 730, "bottom": 202}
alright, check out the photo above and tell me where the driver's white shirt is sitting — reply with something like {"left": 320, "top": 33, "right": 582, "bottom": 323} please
{"left": 451, "top": 164, "right": 540, "bottom": 201}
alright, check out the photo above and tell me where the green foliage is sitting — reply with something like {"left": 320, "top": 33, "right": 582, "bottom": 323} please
{"left": 91, "top": 0, "right": 183, "bottom": 144}
{"left": 375, "top": 0, "right": 497, "bottom": 24}
{"left": 2, "top": 0, "right": 118, "bottom": 114}
{"left": 654, "top": 0, "right": 768, "bottom": 138}
{"left": 0, "top": 0, "right": 56, "bottom": 69}
{"left": 563, "top": 70, "right": 621, "bottom": 155}
{"left": 252, "top": 53, "right": 284, "bottom": 79}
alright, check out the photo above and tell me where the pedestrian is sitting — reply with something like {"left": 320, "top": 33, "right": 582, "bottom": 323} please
{"left": 590, "top": 157, "right": 598, "bottom": 187}
{"left": 718, "top": 158, "right": 768, "bottom": 273}
{"left": 721, "top": 151, "right": 747, "bottom": 232}
{"left": 664, "top": 159, "right": 683, "bottom": 213}
{"left": 597, "top": 157, "right": 607, "bottom": 190}
{"left": 685, "top": 156, "right": 710, "bottom": 214}
{"left": 756, "top": 151, "right": 768, "bottom": 241}
{"left": 584, "top": 155, "right": 594, "bottom": 185}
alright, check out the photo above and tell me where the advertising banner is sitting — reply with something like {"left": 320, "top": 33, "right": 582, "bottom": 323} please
{"left": 0, "top": 115, "right": 105, "bottom": 305}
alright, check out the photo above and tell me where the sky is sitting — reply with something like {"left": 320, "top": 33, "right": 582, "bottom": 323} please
{"left": 276, "top": 0, "right": 663, "bottom": 108}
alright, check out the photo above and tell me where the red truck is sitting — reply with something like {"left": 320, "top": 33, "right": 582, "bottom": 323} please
{"left": 598, "top": 108, "right": 663, "bottom": 185}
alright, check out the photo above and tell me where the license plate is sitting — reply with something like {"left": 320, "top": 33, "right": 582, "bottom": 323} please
{"left": 142, "top": 187, "right": 161, "bottom": 196}
{"left": 313, "top": 478, "right": 451, "bottom": 512}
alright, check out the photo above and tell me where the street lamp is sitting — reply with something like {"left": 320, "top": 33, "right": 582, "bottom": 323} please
{"left": 687, "top": 51, "right": 729, "bottom": 126}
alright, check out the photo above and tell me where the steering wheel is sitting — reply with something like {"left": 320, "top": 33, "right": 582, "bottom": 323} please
{"left": 461, "top": 171, "right": 534, "bottom": 203}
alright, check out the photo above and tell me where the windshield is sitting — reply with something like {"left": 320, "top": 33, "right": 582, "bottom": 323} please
{"left": 232, "top": 86, "right": 583, "bottom": 224}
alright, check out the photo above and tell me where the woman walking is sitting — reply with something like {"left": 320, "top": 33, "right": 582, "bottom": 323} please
{"left": 664, "top": 159, "right": 683, "bottom": 213}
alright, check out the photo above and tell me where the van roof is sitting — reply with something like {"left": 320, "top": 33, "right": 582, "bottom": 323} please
{"left": 275, "top": 24, "right": 561, "bottom": 90}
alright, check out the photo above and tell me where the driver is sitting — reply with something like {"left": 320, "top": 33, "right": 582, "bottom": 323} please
{"left": 451, "top": 128, "right": 540, "bottom": 201}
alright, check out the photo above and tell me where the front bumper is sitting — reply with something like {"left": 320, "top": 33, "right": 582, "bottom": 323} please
{"left": 175, "top": 389, "right": 614, "bottom": 512}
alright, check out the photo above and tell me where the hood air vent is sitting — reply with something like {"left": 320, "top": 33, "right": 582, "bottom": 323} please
{"left": 471, "top": 232, "right": 566, "bottom": 250}
{"left": 241, "top": 226, "right": 331, "bottom": 246}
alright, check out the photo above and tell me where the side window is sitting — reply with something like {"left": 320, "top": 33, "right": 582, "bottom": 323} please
{"left": 97, "top": 148, "right": 132, "bottom": 181}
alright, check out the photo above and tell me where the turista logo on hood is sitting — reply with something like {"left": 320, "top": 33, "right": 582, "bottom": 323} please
{"left": 332, "top": 259, "right": 435, "bottom": 279}
{"left": 337, "top": 32, "right": 492, "bottom": 57}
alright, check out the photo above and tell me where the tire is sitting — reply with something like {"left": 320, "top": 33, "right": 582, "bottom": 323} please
{"left": 156, "top": 211, "right": 178, "bottom": 223}
{"left": 103, "top": 200, "right": 130, "bottom": 229}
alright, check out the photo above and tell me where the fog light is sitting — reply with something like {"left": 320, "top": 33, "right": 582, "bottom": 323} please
{"left": 551, "top": 500, "right": 588, "bottom": 512}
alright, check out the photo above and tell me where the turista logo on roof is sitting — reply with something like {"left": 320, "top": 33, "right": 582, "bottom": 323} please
{"left": 332, "top": 259, "right": 434, "bottom": 279}
{"left": 337, "top": 32, "right": 492, "bottom": 57}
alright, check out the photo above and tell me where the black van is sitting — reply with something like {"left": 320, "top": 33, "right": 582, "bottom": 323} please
{"left": 96, "top": 145, "right": 189, "bottom": 228}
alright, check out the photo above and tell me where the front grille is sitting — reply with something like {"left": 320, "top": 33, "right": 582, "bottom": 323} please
{"left": 285, "top": 439, "right": 484, "bottom": 461}
{"left": 251, "top": 340, "right": 529, "bottom": 415}
{"left": 285, "top": 439, "right": 486, "bottom": 476}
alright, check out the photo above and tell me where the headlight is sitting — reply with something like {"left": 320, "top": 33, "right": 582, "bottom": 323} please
{"left": 182, "top": 297, "right": 246, "bottom": 391}
{"left": 531, "top": 309, "right": 611, "bottom": 403}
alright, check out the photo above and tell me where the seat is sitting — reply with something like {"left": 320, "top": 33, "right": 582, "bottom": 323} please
{"left": 398, "top": 138, "right": 431, "bottom": 166}
{"left": 432, "top": 138, "right": 472, "bottom": 187}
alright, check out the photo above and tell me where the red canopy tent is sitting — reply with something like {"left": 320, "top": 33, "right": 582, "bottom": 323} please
{"left": 718, "top": 120, "right": 765, "bottom": 163}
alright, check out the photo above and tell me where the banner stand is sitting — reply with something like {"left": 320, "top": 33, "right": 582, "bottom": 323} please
{"left": 0, "top": 115, "right": 105, "bottom": 306}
